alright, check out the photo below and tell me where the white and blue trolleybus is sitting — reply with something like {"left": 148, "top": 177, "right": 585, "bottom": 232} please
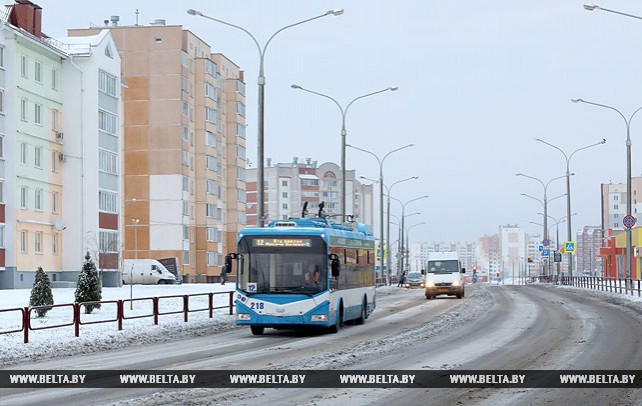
{"left": 226, "top": 206, "right": 376, "bottom": 335}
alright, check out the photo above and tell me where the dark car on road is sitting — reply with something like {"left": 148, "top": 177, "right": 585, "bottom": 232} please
{"left": 404, "top": 272, "right": 425, "bottom": 288}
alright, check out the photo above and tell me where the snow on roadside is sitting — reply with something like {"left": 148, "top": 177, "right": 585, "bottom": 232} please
{"left": 0, "top": 284, "right": 237, "bottom": 368}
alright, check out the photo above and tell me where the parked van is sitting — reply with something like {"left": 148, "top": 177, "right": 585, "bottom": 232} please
{"left": 424, "top": 252, "right": 466, "bottom": 299}
{"left": 123, "top": 259, "right": 178, "bottom": 285}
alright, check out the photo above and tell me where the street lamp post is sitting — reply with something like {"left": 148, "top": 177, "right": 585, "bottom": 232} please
{"left": 348, "top": 143, "right": 414, "bottom": 285}
{"left": 131, "top": 218, "right": 139, "bottom": 310}
{"left": 292, "top": 84, "right": 398, "bottom": 218}
{"left": 362, "top": 176, "right": 418, "bottom": 285}
{"left": 119, "top": 198, "right": 138, "bottom": 288}
{"left": 406, "top": 222, "right": 426, "bottom": 272}
{"left": 517, "top": 173, "right": 566, "bottom": 276}
{"left": 572, "top": 98, "right": 642, "bottom": 279}
{"left": 388, "top": 193, "right": 427, "bottom": 278}
{"left": 535, "top": 138, "right": 605, "bottom": 278}
{"left": 583, "top": 4, "right": 642, "bottom": 20}
{"left": 187, "top": 8, "right": 343, "bottom": 227}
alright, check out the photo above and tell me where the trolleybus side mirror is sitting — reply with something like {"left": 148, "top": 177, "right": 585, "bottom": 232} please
{"left": 329, "top": 253, "right": 340, "bottom": 278}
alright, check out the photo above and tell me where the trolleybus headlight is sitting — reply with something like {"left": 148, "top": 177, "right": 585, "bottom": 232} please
{"left": 236, "top": 313, "right": 251, "bottom": 321}
{"left": 311, "top": 315, "right": 328, "bottom": 322}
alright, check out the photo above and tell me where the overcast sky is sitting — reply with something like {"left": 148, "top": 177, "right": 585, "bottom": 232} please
{"left": 34, "top": 0, "right": 642, "bottom": 243}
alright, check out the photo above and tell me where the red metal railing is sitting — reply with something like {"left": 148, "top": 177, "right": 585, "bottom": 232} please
{"left": 0, "top": 291, "right": 235, "bottom": 344}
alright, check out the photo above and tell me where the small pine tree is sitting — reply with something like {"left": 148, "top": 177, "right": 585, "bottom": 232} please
{"left": 29, "top": 267, "right": 54, "bottom": 317}
{"left": 75, "top": 252, "right": 102, "bottom": 314}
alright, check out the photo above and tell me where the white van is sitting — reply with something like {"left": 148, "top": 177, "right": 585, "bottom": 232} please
{"left": 424, "top": 252, "right": 466, "bottom": 299}
{"left": 123, "top": 259, "right": 178, "bottom": 285}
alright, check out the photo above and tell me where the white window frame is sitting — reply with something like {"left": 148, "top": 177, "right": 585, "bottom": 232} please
{"left": 34, "top": 146, "right": 41, "bottom": 168}
{"left": 20, "top": 186, "right": 28, "bottom": 209}
{"left": 34, "top": 189, "right": 43, "bottom": 211}
{"left": 20, "top": 55, "right": 27, "bottom": 78}
{"left": 52, "top": 191, "right": 58, "bottom": 213}
{"left": 52, "top": 233, "right": 57, "bottom": 255}
{"left": 34, "top": 61, "right": 41, "bottom": 83}
{"left": 20, "top": 98, "right": 27, "bottom": 121}
{"left": 34, "top": 231, "right": 42, "bottom": 254}
{"left": 20, "top": 230, "right": 27, "bottom": 253}
{"left": 34, "top": 103, "right": 42, "bottom": 125}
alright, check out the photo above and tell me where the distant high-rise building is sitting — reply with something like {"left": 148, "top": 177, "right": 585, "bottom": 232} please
{"left": 246, "top": 158, "right": 373, "bottom": 226}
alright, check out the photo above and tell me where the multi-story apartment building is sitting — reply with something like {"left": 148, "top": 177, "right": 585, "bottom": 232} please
{"left": 412, "top": 241, "right": 476, "bottom": 274}
{"left": 246, "top": 158, "right": 373, "bottom": 226}
{"left": 600, "top": 178, "right": 642, "bottom": 232}
{"left": 69, "top": 18, "right": 246, "bottom": 283}
{"left": 0, "top": 1, "right": 122, "bottom": 289}
{"left": 576, "top": 225, "right": 604, "bottom": 276}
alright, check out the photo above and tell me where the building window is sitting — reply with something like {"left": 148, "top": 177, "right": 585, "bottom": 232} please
{"left": 237, "top": 167, "right": 246, "bottom": 181}
{"left": 206, "top": 227, "right": 216, "bottom": 242}
{"left": 99, "top": 190, "right": 117, "bottom": 213}
{"left": 34, "top": 232, "right": 42, "bottom": 254}
{"left": 20, "top": 55, "right": 27, "bottom": 78}
{"left": 99, "top": 70, "right": 118, "bottom": 97}
{"left": 51, "top": 150, "right": 57, "bottom": 172}
{"left": 206, "top": 203, "right": 216, "bottom": 218}
{"left": 20, "top": 143, "right": 27, "bottom": 164}
{"left": 237, "top": 145, "right": 246, "bottom": 159}
{"left": 238, "top": 189, "right": 246, "bottom": 203}
{"left": 236, "top": 101, "right": 246, "bottom": 117}
{"left": 205, "top": 82, "right": 217, "bottom": 100}
{"left": 0, "top": 181, "right": 3, "bottom": 203}
{"left": 98, "top": 110, "right": 118, "bottom": 134}
{"left": 34, "top": 61, "right": 41, "bottom": 83}
{"left": 99, "top": 231, "right": 118, "bottom": 252}
{"left": 20, "top": 231, "right": 27, "bottom": 253}
{"left": 282, "top": 192, "right": 288, "bottom": 198}
{"left": 182, "top": 101, "right": 188, "bottom": 116}
{"left": 34, "top": 103, "right": 42, "bottom": 125}
{"left": 0, "top": 47, "right": 4, "bottom": 68}
{"left": 207, "top": 251, "right": 215, "bottom": 266}
{"left": 51, "top": 109, "right": 59, "bottom": 131}
{"left": 183, "top": 225, "right": 189, "bottom": 241}
{"left": 206, "top": 156, "right": 217, "bottom": 171}
{"left": 182, "top": 175, "right": 189, "bottom": 191}
{"left": 182, "top": 151, "right": 189, "bottom": 167}
{"left": 20, "top": 99, "right": 27, "bottom": 121}
{"left": 0, "top": 134, "right": 3, "bottom": 158}
{"left": 236, "top": 80, "right": 246, "bottom": 96}
{"left": 52, "top": 233, "right": 57, "bottom": 255}
{"left": 205, "top": 107, "right": 217, "bottom": 124}
{"left": 0, "top": 225, "right": 4, "bottom": 248}
{"left": 205, "top": 59, "right": 216, "bottom": 76}
{"left": 20, "top": 186, "right": 28, "bottom": 209}
{"left": 207, "top": 179, "right": 219, "bottom": 196}
{"left": 34, "top": 189, "right": 43, "bottom": 211}
{"left": 206, "top": 131, "right": 216, "bottom": 147}
{"left": 0, "top": 89, "right": 4, "bottom": 113}
{"left": 183, "top": 250, "right": 189, "bottom": 265}
{"left": 236, "top": 123, "right": 246, "bottom": 139}
{"left": 99, "top": 150, "right": 118, "bottom": 174}
{"left": 182, "top": 125, "right": 188, "bottom": 141}
{"left": 34, "top": 146, "right": 41, "bottom": 168}
{"left": 282, "top": 180, "right": 288, "bottom": 187}
{"left": 182, "top": 200, "right": 188, "bottom": 216}
{"left": 51, "top": 69, "right": 58, "bottom": 90}
{"left": 52, "top": 192, "right": 58, "bottom": 213}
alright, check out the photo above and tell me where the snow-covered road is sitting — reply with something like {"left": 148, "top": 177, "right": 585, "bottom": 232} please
{"left": 2, "top": 284, "right": 642, "bottom": 405}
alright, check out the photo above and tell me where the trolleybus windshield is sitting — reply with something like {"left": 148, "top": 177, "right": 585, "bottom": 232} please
{"left": 237, "top": 235, "right": 328, "bottom": 295}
